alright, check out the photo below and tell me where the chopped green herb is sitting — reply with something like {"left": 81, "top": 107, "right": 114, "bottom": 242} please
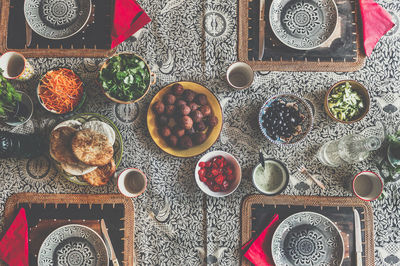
{"left": 99, "top": 54, "right": 150, "bottom": 102}
{"left": 328, "top": 82, "right": 365, "bottom": 121}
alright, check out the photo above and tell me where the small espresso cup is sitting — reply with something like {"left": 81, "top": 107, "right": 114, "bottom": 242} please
{"left": 226, "top": 62, "right": 254, "bottom": 89}
{"left": 352, "top": 171, "right": 383, "bottom": 201}
{"left": 118, "top": 168, "right": 147, "bottom": 198}
{"left": 0, "top": 51, "right": 34, "bottom": 81}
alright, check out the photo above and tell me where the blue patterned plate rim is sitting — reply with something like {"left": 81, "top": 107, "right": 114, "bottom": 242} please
{"left": 258, "top": 93, "right": 314, "bottom": 145}
{"left": 269, "top": 0, "right": 338, "bottom": 50}
{"left": 271, "top": 211, "right": 344, "bottom": 266}
{"left": 24, "top": 0, "right": 92, "bottom": 40}
{"left": 37, "top": 224, "right": 108, "bottom": 266}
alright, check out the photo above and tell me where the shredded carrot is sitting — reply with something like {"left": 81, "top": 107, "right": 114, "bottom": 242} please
{"left": 38, "top": 68, "right": 83, "bottom": 114}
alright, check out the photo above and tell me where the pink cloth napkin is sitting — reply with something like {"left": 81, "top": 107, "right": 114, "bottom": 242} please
{"left": 360, "top": 0, "right": 394, "bottom": 56}
{"left": 241, "top": 214, "right": 279, "bottom": 266}
{"left": 0, "top": 208, "right": 28, "bottom": 266}
{"left": 111, "top": 0, "right": 151, "bottom": 48}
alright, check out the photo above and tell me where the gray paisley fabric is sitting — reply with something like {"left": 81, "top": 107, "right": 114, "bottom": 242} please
{"left": 0, "top": 0, "right": 400, "bottom": 265}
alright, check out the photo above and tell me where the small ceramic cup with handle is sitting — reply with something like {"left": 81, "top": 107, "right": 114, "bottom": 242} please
{"left": 352, "top": 171, "right": 383, "bottom": 201}
{"left": 226, "top": 62, "right": 254, "bottom": 89}
{"left": 0, "top": 51, "right": 34, "bottom": 81}
{"left": 118, "top": 168, "right": 147, "bottom": 198}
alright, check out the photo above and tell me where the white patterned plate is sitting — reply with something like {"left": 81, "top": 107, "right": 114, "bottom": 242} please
{"left": 24, "top": 0, "right": 92, "bottom": 40}
{"left": 269, "top": 0, "right": 338, "bottom": 50}
{"left": 38, "top": 224, "right": 108, "bottom": 266}
{"left": 271, "top": 211, "right": 344, "bottom": 266}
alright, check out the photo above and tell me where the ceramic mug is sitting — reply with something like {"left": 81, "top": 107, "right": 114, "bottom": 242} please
{"left": 0, "top": 52, "right": 34, "bottom": 81}
{"left": 352, "top": 171, "right": 383, "bottom": 201}
{"left": 226, "top": 62, "right": 254, "bottom": 89}
{"left": 118, "top": 168, "right": 147, "bottom": 198}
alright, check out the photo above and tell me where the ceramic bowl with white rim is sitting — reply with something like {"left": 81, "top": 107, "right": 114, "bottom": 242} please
{"left": 195, "top": 150, "right": 241, "bottom": 197}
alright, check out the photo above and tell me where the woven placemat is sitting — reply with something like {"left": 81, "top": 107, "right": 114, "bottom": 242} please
{"left": 3, "top": 193, "right": 135, "bottom": 266}
{"left": 238, "top": 0, "right": 366, "bottom": 71}
{"left": 241, "top": 195, "right": 374, "bottom": 266}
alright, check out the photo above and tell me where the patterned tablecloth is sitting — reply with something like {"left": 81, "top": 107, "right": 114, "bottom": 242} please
{"left": 0, "top": 0, "right": 400, "bottom": 265}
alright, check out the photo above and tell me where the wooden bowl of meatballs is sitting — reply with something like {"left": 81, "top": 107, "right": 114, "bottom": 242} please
{"left": 147, "top": 81, "right": 223, "bottom": 157}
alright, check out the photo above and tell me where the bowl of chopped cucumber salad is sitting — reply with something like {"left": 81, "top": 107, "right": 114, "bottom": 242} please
{"left": 325, "top": 80, "right": 370, "bottom": 124}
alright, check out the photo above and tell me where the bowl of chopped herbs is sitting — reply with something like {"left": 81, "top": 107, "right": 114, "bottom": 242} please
{"left": 98, "top": 53, "right": 156, "bottom": 104}
{"left": 325, "top": 80, "right": 370, "bottom": 124}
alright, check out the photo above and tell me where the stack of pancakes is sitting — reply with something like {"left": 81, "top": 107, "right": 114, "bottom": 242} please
{"left": 50, "top": 120, "right": 116, "bottom": 186}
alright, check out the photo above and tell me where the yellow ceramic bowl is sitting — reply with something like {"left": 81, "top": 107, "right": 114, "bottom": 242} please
{"left": 147, "top": 81, "right": 223, "bottom": 158}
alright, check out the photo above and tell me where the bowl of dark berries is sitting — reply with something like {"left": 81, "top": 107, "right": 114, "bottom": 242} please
{"left": 195, "top": 151, "right": 241, "bottom": 197}
{"left": 259, "top": 94, "right": 313, "bottom": 145}
{"left": 147, "top": 81, "right": 223, "bottom": 157}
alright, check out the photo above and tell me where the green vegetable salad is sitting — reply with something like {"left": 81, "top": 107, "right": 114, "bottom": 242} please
{"left": 99, "top": 54, "right": 150, "bottom": 101}
{"left": 328, "top": 82, "right": 365, "bottom": 121}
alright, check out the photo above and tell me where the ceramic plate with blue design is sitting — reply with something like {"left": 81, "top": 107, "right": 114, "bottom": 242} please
{"left": 271, "top": 211, "right": 344, "bottom": 266}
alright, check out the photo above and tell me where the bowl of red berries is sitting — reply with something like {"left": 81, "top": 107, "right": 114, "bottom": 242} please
{"left": 195, "top": 151, "right": 241, "bottom": 197}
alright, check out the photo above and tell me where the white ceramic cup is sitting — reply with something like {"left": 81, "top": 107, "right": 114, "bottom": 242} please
{"left": 352, "top": 171, "right": 383, "bottom": 201}
{"left": 118, "top": 168, "right": 147, "bottom": 198}
{"left": 0, "top": 51, "right": 34, "bottom": 80}
{"left": 226, "top": 62, "right": 254, "bottom": 89}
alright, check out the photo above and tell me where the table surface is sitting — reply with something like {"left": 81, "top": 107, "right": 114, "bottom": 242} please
{"left": 0, "top": 0, "right": 400, "bottom": 265}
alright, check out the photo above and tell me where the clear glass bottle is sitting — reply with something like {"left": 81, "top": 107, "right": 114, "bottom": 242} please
{"left": 317, "top": 134, "right": 381, "bottom": 167}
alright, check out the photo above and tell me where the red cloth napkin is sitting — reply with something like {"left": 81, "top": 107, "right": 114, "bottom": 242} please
{"left": 360, "top": 0, "right": 394, "bottom": 56}
{"left": 0, "top": 208, "right": 28, "bottom": 266}
{"left": 241, "top": 214, "right": 279, "bottom": 266}
{"left": 111, "top": 0, "right": 151, "bottom": 48}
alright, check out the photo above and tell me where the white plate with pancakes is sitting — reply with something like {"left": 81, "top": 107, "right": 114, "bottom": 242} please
{"left": 50, "top": 113, "right": 123, "bottom": 186}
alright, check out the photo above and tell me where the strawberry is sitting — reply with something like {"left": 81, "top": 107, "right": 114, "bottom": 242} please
{"left": 212, "top": 162, "right": 218, "bottom": 169}
{"left": 198, "top": 168, "right": 206, "bottom": 177}
{"left": 200, "top": 176, "right": 207, "bottom": 183}
{"left": 199, "top": 162, "right": 206, "bottom": 168}
{"left": 224, "top": 167, "right": 233, "bottom": 175}
{"left": 215, "top": 175, "right": 224, "bottom": 185}
{"left": 212, "top": 185, "right": 221, "bottom": 192}
{"left": 206, "top": 180, "right": 214, "bottom": 188}
{"left": 222, "top": 180, "right": 230, "bottom": 191}
{"left": 205, "top": 161, "right": 212, "bottom": 168}
{"left": 226, "top": 174, "right": 235, "bottom": 181}
{"left": 211, "top": 169, "right": 219, "bottom": 177}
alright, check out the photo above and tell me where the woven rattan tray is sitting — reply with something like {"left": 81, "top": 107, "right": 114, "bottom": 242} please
{"left": 241, "top": 195, "right": 374, "bottom": 266}
{"left": 0, "top": 0, "right": 116, "bottom": 57}
{"left": 3, "top": 193, "right": 135, "bottom": 266}
{"left": 238, "top": 0, "right": 366, "bottom": 71}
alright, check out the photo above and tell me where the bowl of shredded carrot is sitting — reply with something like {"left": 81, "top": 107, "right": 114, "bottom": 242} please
{"left": 37, "top": 68, "right": 86, "bottom": 114}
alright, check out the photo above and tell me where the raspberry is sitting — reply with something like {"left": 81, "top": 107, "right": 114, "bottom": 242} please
{"left": 198, "top": 168, "right": 206, "bottom": 177}
{"left": 215, "top": 175, "right": 224, "bottom": 185}
{"left": 199, "top": 162, "right": 206, "bottom": 168}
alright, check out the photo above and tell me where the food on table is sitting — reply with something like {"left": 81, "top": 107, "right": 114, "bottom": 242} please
{"left": 328, "top": 82, "right": 365, "bottom": 121}
{"left": 193, "top": 132, "right": 206, "bottom": 144}
{"left": 50, "top": 127, "right": 80, "bottom": 165}
{"left": 207, "top": 116, "right": 219, "bottom": 127}
{"left": 71, "top": 129, "right": 114, "bottom": 166}
{"left": 180, "top": 115, "right": 193, "bottom": 130}
{"left": 50, "top": 120, "right": 117, "bottom": 186}
{"left": 261, "top": 99, "right": 304, "bottom": 142}
{"left": 195, "top": 94, "right": 208, "bottom": 105}
{"left": 253, "top": 160, "right": 287, "bottom": 194}
{"left": 183, "top": 89, "right": 196, "bottom": 102}
{"left": 199, "top": 105, "right": 211, "bottom": 116}
{"left": 176, "top": 99, "right": 187, "bottom": 107}
{"left": 198, "top": 155, "right": 235, "bottom": 192}
{"left": 191, "top": 110, "right": 204, "bottom": 123}
{"left": 168, "top": 135, "right": 178, "bottom": 147}
{"left": 38, "top": 68, "right": 84, "bottom": 114}
{"left": 160, "top": 126, "right": 172, "bottom": 137}
{"left": 171, "top": 83, "right": 184, "bottom": 95}
{"left": 153, "top": 101, "right": 165, "bottom": 114}
{"left": 165, "top": 105, "right": 175, "bottom": 116}
{"left": 157, "top": 115, "right": 169, "bottom": 126}
{"left": 179, "top": 104, "right": 191, "bottom": 116}
{"left": 82, "top": 121, "right": 116, "bottom": 145}
{"left": 163, "top": 93, "right": 176, "bottom": 105}
{"left": 179, "top": 135, "right": 193, "bottom": 149}
{"left": 99, "top": 54, "right": 150, "bottom": 102}
{"left": 188, "top": 102, "right": 199, "bottom": 111}
{"left": 194, "top": 121, "right": 206, "bottom": 131}
{"left": 82, "top": 159, "right": 116, "bottom": 186}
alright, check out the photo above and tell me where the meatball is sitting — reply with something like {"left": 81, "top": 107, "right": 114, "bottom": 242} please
{"left": 160, "top": 126, "right": 172, "bottom": 137}
{"left": 167, "top": 135, "right": 178, "bottom": 147}
{"left": 171, "top": 83, "right": 184, "bottom": 96}
{"left": 173, "top": 126, "right": 185, "bottom": 137}
{"left": 194, "top": 121, "right": 206, "bottom": 131}
{"left": 191, "top": 110, "right": 204, "bottom": 123}
{"left": 179, "top": 135, "right": 193, "bottom": 149}
{"left": 153, "top": 101, "right": 165, "bottom": 115}
{"left": 163, "top": 93, "right": 176, "bottom": 105}
{"left": 188, "top": 102, "right": 199, "bottom": 111}
{"left": 183, "top": 90, "right": 196, "bottom": 102}
{"left": 193, "top": 132, "right": 207, "bottom": 145}
{"left": 199, "top": 105, "right": 212, "bottom": 117}
{"left": 157, "top": 115, "right": 169, "bottom": 126}
{"left": 175, "top": 99, "right": 187, "bottom": 108}
{"left": 207, "top": 116, "right": 219, "bottom": 127}
{"left": 165, "top": 105, "right": 175, "bottom": 116}
{"left": 180, "top": 116, "right": 193, "bottom": 130}
{"left": 178, "top": 104, "right": 191, "bottom": 116}
{"left": 195, "top": 94, "right": 208, "bottom": 105}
